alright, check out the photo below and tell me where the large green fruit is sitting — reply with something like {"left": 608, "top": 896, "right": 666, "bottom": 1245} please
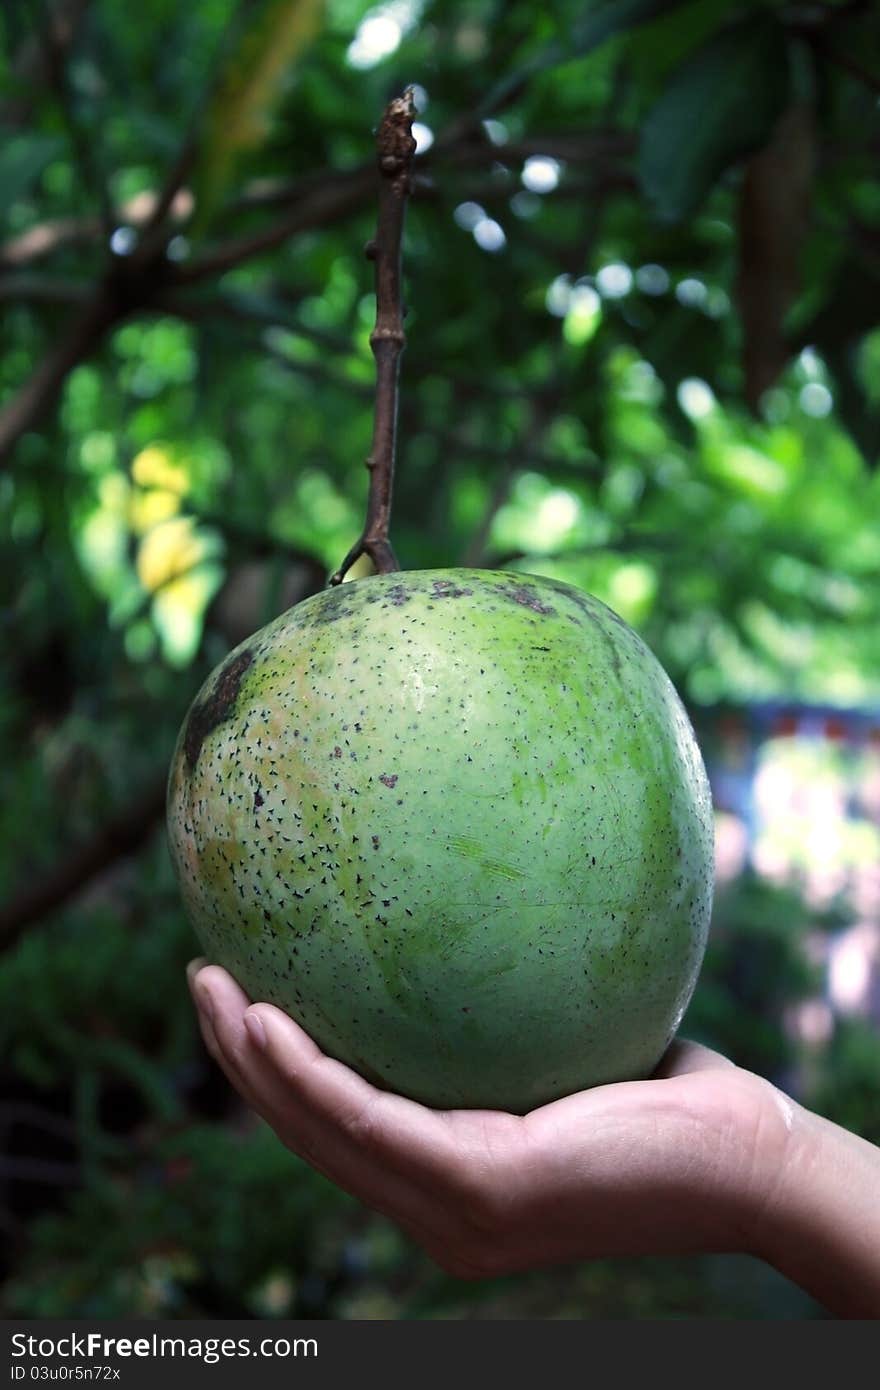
{"left": 167, "top": 569, "right": 713, "bottom": 1112}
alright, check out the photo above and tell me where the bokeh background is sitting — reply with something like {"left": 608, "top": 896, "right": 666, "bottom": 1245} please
{"left": 2, "top": 0, "right": 879, "bottom": 1319}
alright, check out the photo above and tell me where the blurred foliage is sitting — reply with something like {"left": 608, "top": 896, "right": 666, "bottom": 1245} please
{"left": 2, "top": 0, "right": 879, "bottom": 1320}
{"left": 686, "top": 875, "right": 828, "bottom": 1079}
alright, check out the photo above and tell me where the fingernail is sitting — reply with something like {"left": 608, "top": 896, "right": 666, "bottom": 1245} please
{"left": 195, "top": 982, "right": 214, "bottom": 1023}
{"left": 186, "top": 957, "right": 208, "bottom": 987}
{"left": 244, "top": 1010, "right": 266, "bottom": 1051}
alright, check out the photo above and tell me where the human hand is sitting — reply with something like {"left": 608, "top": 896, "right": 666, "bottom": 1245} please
{"left": 186, "top": 958, "right": 796, "bottom": 1282}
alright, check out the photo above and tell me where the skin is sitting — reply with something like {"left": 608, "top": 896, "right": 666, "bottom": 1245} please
{"left": 187, "top": 959, "right": 880, "bottom": 1319}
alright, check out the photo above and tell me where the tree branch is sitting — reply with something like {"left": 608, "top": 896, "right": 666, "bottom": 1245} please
{"left": 231, "top": 129, "right": 634, "bottom": 211}
{"left": 0, "top": 129, "right": 632, "bottom": 275}
{"left": 330, "top": 92, "right": 417, "bottom": 586}
{"left": 0, "top": 274, "right": 91, "bottom": 303}
{"left": 0, "top": 215, "right": 100, "bottom": 269}
{"left": 0, "top": 190, "right": 193, "bottom": 270}
{"left": 826, "top": 47, "right": 880, "bottom": 94}
{"left": 0, "top": 0, "right": 90, "bottom": 126}
{"left": 173, "top": 167, "right": 376, "bottom": 286}
{"left": 0, "top": 293, "right": 119, "bottom": 466}
{"left": 460, "top": 461, "right": 519, "bottom": 569}
{"left": 134, "top": 141, "right": 198, "bottom": 259}
{"left": 459, "top": 397, "right": 576, "bottom": 569}
{"left": 0, "top": 776, "right": 167, "bottom": 954}
{"left": 37, "top": 0, "right": 114, "bottom": 237}
{"left": 0, "top": 86, "right": 631, "bottom": 468}
{"left": 485, "top": 532, "right": 683, "bottom": 570}
{"left": 0, "top": 220, "right": 192, "bottom": 467}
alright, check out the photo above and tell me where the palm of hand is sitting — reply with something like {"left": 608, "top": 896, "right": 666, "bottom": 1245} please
{"left": 188, "top": 961, "right": 793, "bottom": 1279}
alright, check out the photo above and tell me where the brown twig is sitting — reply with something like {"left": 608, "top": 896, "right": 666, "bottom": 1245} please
{"left": 330, "top": 91, "right": 417, "bottom": 586}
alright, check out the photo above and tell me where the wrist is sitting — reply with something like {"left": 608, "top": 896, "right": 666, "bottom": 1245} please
{"left": 711, "top": 1073, "right": 800, "bottom": 1257}
{"left": 744, "top": 1094, "right": 880, "bottom": 1317}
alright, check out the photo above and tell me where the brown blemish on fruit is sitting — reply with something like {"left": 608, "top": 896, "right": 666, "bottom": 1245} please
{"left": 503, "top": 584, "right": 556, "bottom": 616}
{"left": 431, "top": 579, "right": 473, "bottom": 599}
{"left": 184, "top": 648, "right": 253, "bottom": 771}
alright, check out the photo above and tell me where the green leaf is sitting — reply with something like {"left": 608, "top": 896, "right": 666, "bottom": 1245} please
{"left": 565, "top": 0, "right": 697, "bottom": 58}
{"left": 480, "top": 0, "right": 694, "bottom": 116}
{"left": 190, "top": 0, "right": 324, "bottom": 235}
{"left": 638, "top": 14, "right": 790, "bottom": 222}
{"left": 0, "top": 133, "right": 66, "bottom": 206}
{"left": 627, "top": 0, "right": 741, "bottom": 87}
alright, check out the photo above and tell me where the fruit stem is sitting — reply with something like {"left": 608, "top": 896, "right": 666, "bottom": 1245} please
{"left": 329, "top": 89, "right": 417, "bottom": 586}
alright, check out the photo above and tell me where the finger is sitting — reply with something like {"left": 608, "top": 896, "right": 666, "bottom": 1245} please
{"left": 198, "top": 976, "right": 449, "bottom": 1243}
{"left": 189, "top": 966, "right": 357, "bottom": 1180}
{"left": 186, "top": 958, "right": 223, "bottom": 1061}
{"left": 190, "top": 963, "right": 328, "bottom": 1131}
{"left": 194, "top": 967, "right": 332, "bottom": 1138}
{"left": 186, "top": 956, "right": 209, "bottom": 989}
{"left": 186, "top": 958, "right": 216, "bottom": 1049}
{"left": 190, "top": 964, "right": 290, "bottom": 1110}
{"left": 653, "top": 1039, "right": 737, "bottom": 1079}
{"left": 187, "top": 963, "right": 271, "bottom": 1118}
{"left": 190, "top": 961, "right": 488, "bottom": 1193}
{"left": 248, "top": 1002, "right": 468, "bottom": 1191}
{"left": 243, "top": 1001, "right": 510, "bottom": 1244}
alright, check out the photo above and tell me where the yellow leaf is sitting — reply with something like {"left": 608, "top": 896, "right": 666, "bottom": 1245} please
{"left": 130, "top": 488, "right": 182, "bottom": 535}
{"left": 131, "top": 445, "right": 189, "bottom": 494}
{"left": 152, "top": 564, "right": 225, "bottom": 667}
{"left": 137, "top": 517, "right": 208, "bottom": 592}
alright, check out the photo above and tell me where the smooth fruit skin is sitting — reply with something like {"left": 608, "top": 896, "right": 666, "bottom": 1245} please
{"left": 167, "top": 569, "right": 714, "bottom": 1113}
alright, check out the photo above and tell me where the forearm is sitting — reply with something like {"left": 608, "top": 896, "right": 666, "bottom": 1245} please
{"left": 756, "top": 1104, "right": 880, "bottom": 1318}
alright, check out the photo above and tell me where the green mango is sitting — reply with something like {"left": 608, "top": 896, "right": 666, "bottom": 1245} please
{"left": 167, "top": 569, "right": 714, "bottom": 1112}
